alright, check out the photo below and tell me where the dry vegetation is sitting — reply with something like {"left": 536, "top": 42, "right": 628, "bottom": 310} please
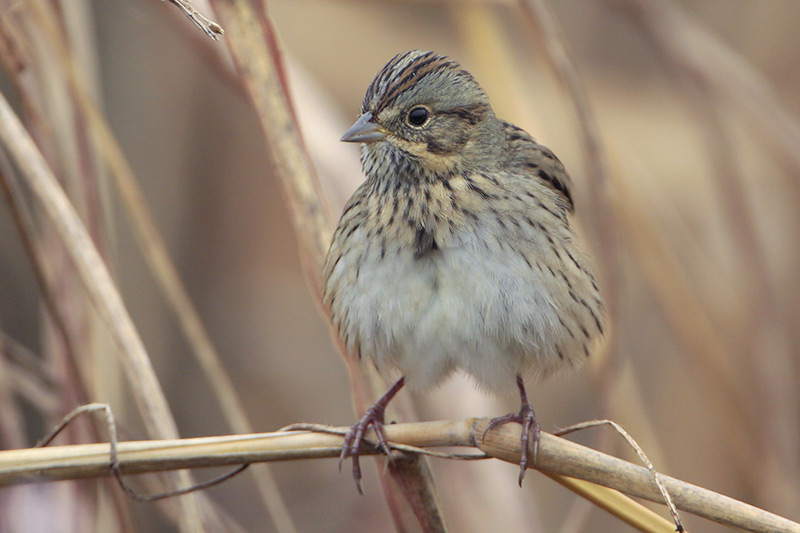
{"left": 0, "top": 0, "right": 799, "bottom": 532}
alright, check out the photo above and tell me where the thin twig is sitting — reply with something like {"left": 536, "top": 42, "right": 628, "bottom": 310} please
{"left": 164, "top": 0, "right": 224, "bottom": 40}
{"left": 36, "top": 403, "right": 253, "bottom": 503}
{"left": 556, "top": 420, "right": 683, "bottom": 532}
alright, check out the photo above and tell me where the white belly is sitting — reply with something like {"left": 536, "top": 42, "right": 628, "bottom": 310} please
{"left": 333, "top": 228, "right": 569, "bottom": 393}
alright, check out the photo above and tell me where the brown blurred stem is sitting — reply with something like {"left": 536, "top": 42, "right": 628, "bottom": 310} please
{"left": 0, "top": 83, "right": 203, "bottom": 533}
{"left": 0, "top": 1, "right": 296, "bottom": 530}
{"left": 604, "top": 0, "right": 800, "bottom": 504}
{"left": 517, "top": 3, "right": 624, "bottom": 440}
{"left": 207, "top": 1, "right": 445, "bottom": 530}
{"left": 604, "top": 0, "right": 800, "bottom": 187}
{"left": 519, "top": 0, "right": 620, "bottom": 308}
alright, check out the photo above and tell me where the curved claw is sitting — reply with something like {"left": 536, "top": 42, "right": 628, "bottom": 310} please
{"left": 339, "top": 416, "right": 372, "bottom": 494}
{"left": 486, "top": 407, "right": 541, "bottom": 486}
{"left": 338, "top": 377, "right": 406, "bottom": 494}
{"left": 338, "top": 426, "right": 356, "bottom": 472}
{"left": 485, "top": 376, "right": 542, "bottom": 486}
{"left": 516, "top": 407, "right": 541, "bottom": 486}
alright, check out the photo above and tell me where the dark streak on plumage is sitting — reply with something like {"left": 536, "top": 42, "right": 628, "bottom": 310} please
{"left": 438, "top": 103, "right": 488, "bottom": 125}
{"left": 558, "top": 315, "right": 575, "bottom": 339}
{"left": 464, "top": 177, "right": 494, "bottom": 200}
{"left": 592, "top": 312, "right": 603, "bottom": 334}
{"left": 559, "top": 270, "right": 574, "bottom": 291}
{"left": 329, "top": 253, "right": 342, "bottom": 275}
{"left": 534, "top": 198, "right": 564, "bottom": 222}
{"left": 568, "top": 289, "right": 580, "bottom": 305}
{"left": 537, "top": 168, "right": 573, "bottom": 207}
{"left": 427, "top": 139, "right": 451, "bottom": 154}
{"left": 345, "top": 224, "right": 359, "bottom": 239}
{"left": 591, "top": 278, "right": 600, "bottom": 293}
{"left": 414, "top": 226, "right": 439, "bottom": 259}
{"left": 519, "top": 251, "right": 532, "bottom": 269}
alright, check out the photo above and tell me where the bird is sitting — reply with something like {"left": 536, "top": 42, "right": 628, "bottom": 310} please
{"left": 322, "top": 50, "right": 604, "bottom": 492}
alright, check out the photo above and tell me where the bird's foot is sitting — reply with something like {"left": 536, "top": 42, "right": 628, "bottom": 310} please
{"left": 485, "top": 401, "right": 541, "bottom": 486}
{"left": 339, "top": 405, "right": 391, "bottom": 494}
{"left": 339, "top": 377, "right": 405, "bottom": 494}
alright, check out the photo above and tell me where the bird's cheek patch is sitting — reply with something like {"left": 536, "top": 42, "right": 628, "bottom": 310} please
{"left": 394, "top": 137, "right": 461, "bottom": 174}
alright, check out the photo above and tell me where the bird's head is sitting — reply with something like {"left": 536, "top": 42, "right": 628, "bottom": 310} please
{"left": 342, "top": 50, "right": 500, "bottom": 181}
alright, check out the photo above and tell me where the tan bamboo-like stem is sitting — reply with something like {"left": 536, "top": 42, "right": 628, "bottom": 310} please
{"left": 0, "top": 420, "right": 796, "bottom": 533}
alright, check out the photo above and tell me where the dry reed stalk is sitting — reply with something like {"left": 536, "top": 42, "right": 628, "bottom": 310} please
{"left": 605, "top": 0, "right": 800, "bottom": 185}
{"left": 0, "top": 419, "right": 797, "bottom": 533}
{"left": 207, "top": 0, "right": 445, "bottom": 530}
{"left": 605, "top": 0, "right": 800, "bottom": 512}
{"left": 3, "top": 0, "right": 294, "bottom": 530}
{"left": 21, "top": 2, "right": 295, "bottom": 528}
{"left": 542, "top": 474, "right": 674, "bottom": 532}
{"left": 0, "top": 45, "right": 203, "bottom": 533}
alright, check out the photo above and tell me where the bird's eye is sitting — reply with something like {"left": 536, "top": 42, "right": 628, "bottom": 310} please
{"left": 407, "top": 106, "right": 429, "bottom": 127}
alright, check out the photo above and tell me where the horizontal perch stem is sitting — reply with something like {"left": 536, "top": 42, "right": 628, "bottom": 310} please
{"left": 0, "top": 418, "right": 796, "bottom": 533}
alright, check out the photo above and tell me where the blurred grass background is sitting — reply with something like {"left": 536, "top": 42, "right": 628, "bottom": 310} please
{"left": 0, "top": 0, "right": 799, "bottom": 531}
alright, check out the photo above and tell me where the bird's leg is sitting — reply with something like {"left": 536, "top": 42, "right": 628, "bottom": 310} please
{"left": 340, "top": 376, "right": 405, "bottom": 494}
{"left": 485, "top": 375, "right": 541, "bottom": 485}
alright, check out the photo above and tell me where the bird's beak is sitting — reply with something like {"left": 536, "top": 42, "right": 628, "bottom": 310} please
{"left": 340, "top": 112, "right": 388, "bottom": 143}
